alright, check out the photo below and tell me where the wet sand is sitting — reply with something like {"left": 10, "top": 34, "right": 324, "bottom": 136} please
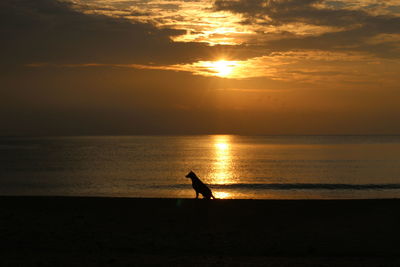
{"left": 1, "top": 196, "right": 400, "bottom": 266}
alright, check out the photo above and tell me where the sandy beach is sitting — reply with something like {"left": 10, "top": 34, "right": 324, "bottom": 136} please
{"left": 1, "top": 196, "right": 400, "bottom": 266}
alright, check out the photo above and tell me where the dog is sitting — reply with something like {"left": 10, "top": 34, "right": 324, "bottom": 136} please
{"left": 185, "top": 171, "right": 215, "bottom": 199}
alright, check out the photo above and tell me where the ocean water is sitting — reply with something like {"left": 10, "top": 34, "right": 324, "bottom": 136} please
{"left": 0, "top": 135, "right": 400, "bottom": 199}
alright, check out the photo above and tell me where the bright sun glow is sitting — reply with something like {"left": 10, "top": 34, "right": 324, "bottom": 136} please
{"left": 211, "top": 60, "right": 238, "bottom": 77}
{"left": 174, "top": 59, "right": 248, "bottom": 78}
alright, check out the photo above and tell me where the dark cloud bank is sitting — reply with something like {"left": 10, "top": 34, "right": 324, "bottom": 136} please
{"left": 215, "top": 0, "right": 400, "bottom": 58}
{"left": 2, "top": 0, "right": 399, "bottom": 67}
{"left": 0, "top": 0, "right": 240, "bottom": 67}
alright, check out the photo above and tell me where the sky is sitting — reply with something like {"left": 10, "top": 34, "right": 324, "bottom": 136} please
{"left": 1, "top": 0, "right": 400, "bottom": 135}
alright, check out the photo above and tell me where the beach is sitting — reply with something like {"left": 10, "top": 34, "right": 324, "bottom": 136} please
{"left": 1, "top": 196, "right": 400, "bottom": 266}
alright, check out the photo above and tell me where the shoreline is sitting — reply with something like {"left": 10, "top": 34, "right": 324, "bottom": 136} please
{"left": 3, "top": 194, "right": 400, "bottom": 200}
{"left": 1, "top": 196, "right": 400, "bottom": 266}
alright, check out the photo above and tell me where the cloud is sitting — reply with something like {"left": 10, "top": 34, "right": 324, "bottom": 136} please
{"left": 214, "top": 0, "right": 398, "bottom": 27}
{"left": 0, "top": 0, "right": 243, "bottom": 67}
{"left": 215, "top": 0, "right": 365, "bottom": 26}
{"left": 213, "top": 0, "right": 400, "bottom": 58}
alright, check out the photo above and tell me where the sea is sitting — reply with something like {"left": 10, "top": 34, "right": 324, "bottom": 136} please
{"left": 1, "top": 135, "right": 400, "bottom": 199}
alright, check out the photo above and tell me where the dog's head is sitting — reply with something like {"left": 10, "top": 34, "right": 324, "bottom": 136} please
{"left": 185, "top": 171, "right": 196, "bottom": 179}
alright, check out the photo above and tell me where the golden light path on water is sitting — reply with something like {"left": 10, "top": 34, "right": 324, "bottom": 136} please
{"left": 212, "top": 135, "right": 234, "bottom": 199}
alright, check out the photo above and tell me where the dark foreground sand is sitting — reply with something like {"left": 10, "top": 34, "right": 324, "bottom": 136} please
{"left": 1, "top": 197, "right": 400, "bottom": 266}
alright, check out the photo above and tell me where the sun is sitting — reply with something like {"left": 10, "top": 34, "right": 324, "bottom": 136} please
{"left": 182, "top": 59, "right": 241, "bottom": 78}
{"left": 210, "top": 60, "right": 238, "bottom": 77}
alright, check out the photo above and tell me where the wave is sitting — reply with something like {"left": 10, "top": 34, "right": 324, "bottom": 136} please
{"left": 150, "top": 183, "right": 400, "bottom": 191}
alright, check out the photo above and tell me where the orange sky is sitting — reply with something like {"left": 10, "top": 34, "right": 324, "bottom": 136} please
{"left": 1, "top": 0, "right": 399, "bottom": 135}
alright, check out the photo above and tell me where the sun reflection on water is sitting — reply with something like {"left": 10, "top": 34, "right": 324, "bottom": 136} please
{"left": 215, "top": 142, "right": 229, "bottom": 151}
{"left": 214, "top": 191, "right": 231, "bottom": 199}
{"left": 212, "top": 135, "right": 234, "bottom": 194}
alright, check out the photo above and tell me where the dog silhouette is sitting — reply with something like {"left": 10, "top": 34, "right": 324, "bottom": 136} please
{"left": 185, "top": 171, "right": 215, "bottom": 199}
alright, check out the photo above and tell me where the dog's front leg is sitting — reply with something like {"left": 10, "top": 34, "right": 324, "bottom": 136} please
{"left": 195, "top": 191, "right": 199, "bottom": 199}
